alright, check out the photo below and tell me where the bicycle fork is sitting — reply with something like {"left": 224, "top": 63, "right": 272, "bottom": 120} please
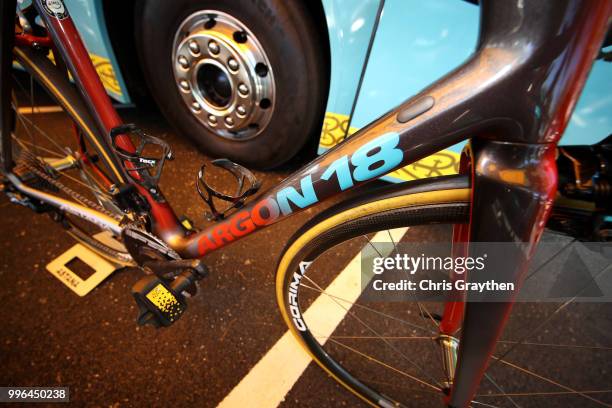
{"left": 447, "top": 140, "right": 558, "bottom": 407}
{"left": 441, "top": 1, "right": 611, "bottom": 406}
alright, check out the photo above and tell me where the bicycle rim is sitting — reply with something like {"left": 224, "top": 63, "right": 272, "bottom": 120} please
{"left": 276, "top": 181, "right": 612, "bottom": 407}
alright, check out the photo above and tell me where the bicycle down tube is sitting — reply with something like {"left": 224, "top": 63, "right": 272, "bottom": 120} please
{"left": 8, "top": 1, "right": 611, "bottom": 406}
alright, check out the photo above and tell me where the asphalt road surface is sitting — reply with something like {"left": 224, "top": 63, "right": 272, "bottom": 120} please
{"left": 1, "top": 107, "right": 611, "bottom": 408}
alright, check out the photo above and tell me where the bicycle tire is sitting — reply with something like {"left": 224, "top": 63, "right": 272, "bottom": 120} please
{"left": 276, "top": 175, "right": 470, "bottom": 407}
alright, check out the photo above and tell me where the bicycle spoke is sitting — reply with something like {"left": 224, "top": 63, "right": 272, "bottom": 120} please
{"left": 384, "top": 228, "right": 449, "bottom": 386}
{"left": 326, "top": 336, "right": 441, "bottom": 392}
{"left": 492, "top": 356, "right": 612, "bottom": 408}
{"left": 476, "top": 390, "right": 612, "bottom": 397}
{"left": 417, "top": 302, "right": 441, "bottom": 329}
{"left": 299, "top": 281, "right": 433, "bottom": 334}
{"left": 497, "top": 340, "right": 612, "bottom": 351}
{"left": 14, "top": 140, "right": 97, "bottom": 196}
{"left": 321, "top": 335, "right": 434, "bottom": 340}
{"left": 491, "top": 263, "right": 612, "bottom": 368}
{"left": 302, "top": 273, "right": 444, "bottom": 389}
{"left": 355, "top": 377, "right": 441, "bottom": 395}
{"left": 471, "top": 400, "right": 503, "bottom": 408}
{"left": 12, "top": 90, "right": 114, "bottom": 206}
{"left": 362, "top": 234, "right": 384, "bottom": 258}
{"left": 484, "top": 372, "right": 521, "bottom": 408}
{"left": 384, "top": 229, "right": 440, "bottom": 328}
{"left": 15, "top": 107, "right": 71, "bottom": 155}
{"left": 12, "top": 74, "right": 69, "bottom": 157}
{"left": 523, "top": 238, "right": 577, "bottom": 284}
{"left": 11, "top": 134, "right": 64, "bottom": 158}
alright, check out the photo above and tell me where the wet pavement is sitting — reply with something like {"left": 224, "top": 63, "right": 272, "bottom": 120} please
{"left": 0, "top": 108, "right": 611, "bottom": 408}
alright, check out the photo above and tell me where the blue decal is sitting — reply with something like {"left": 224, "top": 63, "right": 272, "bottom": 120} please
{"left": 277, "top": 132, "right": 404, "bottom": 216}
{"left": 352, "top": 132, "right": 403, "bottom": 181}
{"left": 321, "top": 155, "right": 354, "bottom": 190}
{"left": 277, "top": 175, "right": 319, "bottom": 215}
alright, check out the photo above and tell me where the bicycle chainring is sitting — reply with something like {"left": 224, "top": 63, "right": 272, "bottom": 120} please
{"left": 122, "top": 225, "right": 181, "bottom": 265}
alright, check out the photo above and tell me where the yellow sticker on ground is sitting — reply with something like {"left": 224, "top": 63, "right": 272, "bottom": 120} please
{"left": 319, "top": 112, "right": 460, "bottom": 181}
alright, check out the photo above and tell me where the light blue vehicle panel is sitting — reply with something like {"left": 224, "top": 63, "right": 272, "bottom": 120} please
{"left": 320, "top": 0, "right": 380, "bottom": 119}
{"left": 564, "top": 58, "right": 611, "bottom": 146}
{"left": 320, "top": 0, "right": 611, "bottom": 180}
{"left": 17, "top": 0, "right": 130, "bottom": 103}
{"left": 64, "top": 0, "right": 130, "bottom": 103}
{"left": 318, "top": 0, "right": 381, "bottom": 152}
{"left": 352, "top": 0, "right": 478, "bottom": 157}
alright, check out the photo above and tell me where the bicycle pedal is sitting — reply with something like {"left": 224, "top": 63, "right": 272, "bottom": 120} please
{"left": 109, "top": 124, "right": 173, "bottom": 197}
{"left": 196, "top": 158, "right": 261, "bottom": 221}
{"left": 131, "top": 259, "right": 208, "bottom": 328}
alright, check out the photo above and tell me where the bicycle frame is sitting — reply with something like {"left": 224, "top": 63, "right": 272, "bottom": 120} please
{"left": 2, "top": 0, "right": 610, "bottom": 406}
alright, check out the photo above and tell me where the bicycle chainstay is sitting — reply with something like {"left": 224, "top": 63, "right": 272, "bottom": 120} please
{"left": 13, "top": 152, "right": 177, "bottom": 265}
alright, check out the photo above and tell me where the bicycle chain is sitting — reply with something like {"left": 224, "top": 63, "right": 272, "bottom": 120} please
{"left": 18, "top": 152, "right": 124, "bottom": 222}
{"left": 17, "top": 153, "right": 181, "bottom": 263}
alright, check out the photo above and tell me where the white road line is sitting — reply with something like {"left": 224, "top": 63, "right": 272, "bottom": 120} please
{"left": 218, "top": 228, "right": 408, "bottom": 408}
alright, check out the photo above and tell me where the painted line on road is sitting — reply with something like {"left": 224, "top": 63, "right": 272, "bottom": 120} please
{"left": 218, "top": 228, "right": 408, "bottom": 408}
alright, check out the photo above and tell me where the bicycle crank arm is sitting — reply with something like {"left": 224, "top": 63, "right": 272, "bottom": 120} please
{"left": 5, "top": 173, "right": 123, "bottom": 236}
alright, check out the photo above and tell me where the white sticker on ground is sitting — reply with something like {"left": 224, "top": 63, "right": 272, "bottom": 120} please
{"left": 218, "top": 228, "right": 408, "bottom": 408}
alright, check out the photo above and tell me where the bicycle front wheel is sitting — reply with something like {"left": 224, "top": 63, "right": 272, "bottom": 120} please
{"left": 276, "top": 176, "right": 470, "bottom": 407}
{"left": 276, "top": 174, "right": 612, "bottom": 408}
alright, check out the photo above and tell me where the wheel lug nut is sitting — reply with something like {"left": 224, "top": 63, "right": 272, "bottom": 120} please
{"left": 178, "top": 55, "right": 189, "bottom": 69}
{"left": 238, "top": 83, "right": 249, "bottom": 96}
{"left": 208, "top": 40, "right": 220, "bottom": 55}
{"left": 225, "top": 116, "right": 235, "bottom": 126}
{"left": 192, "top": 102, "right": 201, "bottom": 112}
{"left": 208, "top": 115, "right": 217, "bottom": 124}
{"left": 236, "top": 105, "right": 246, "bottom": 116}
{"left": 188, "top": 40, "right": 200, "bottom": 54}
{"left": 228, "top": 58, "right": 239, "bottom": 71}
{"left": 179, "top": 80, "right": 190, "bottom": 91}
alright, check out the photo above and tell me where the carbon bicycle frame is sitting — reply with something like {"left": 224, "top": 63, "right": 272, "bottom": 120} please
{"left": 2, "top": 0, "right": 610, "bottom": 406}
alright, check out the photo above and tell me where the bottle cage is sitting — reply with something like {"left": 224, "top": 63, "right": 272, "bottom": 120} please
{"left": 109, "top": 124, "right": 173, "bottom": 195}
{"left": 196, "top": 158, "right": 261, "bottom": 221}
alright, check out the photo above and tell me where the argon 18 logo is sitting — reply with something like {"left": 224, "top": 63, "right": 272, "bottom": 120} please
{"left": 196, "top": 132, "right": 403, "bottom": 256}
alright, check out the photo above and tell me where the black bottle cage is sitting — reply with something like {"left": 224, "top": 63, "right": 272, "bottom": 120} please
{"left": 109, "top": 124, "right": 173, "bottom": 192}
{"left": 196, "top": 158, "right": 261, "bottom": 221}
